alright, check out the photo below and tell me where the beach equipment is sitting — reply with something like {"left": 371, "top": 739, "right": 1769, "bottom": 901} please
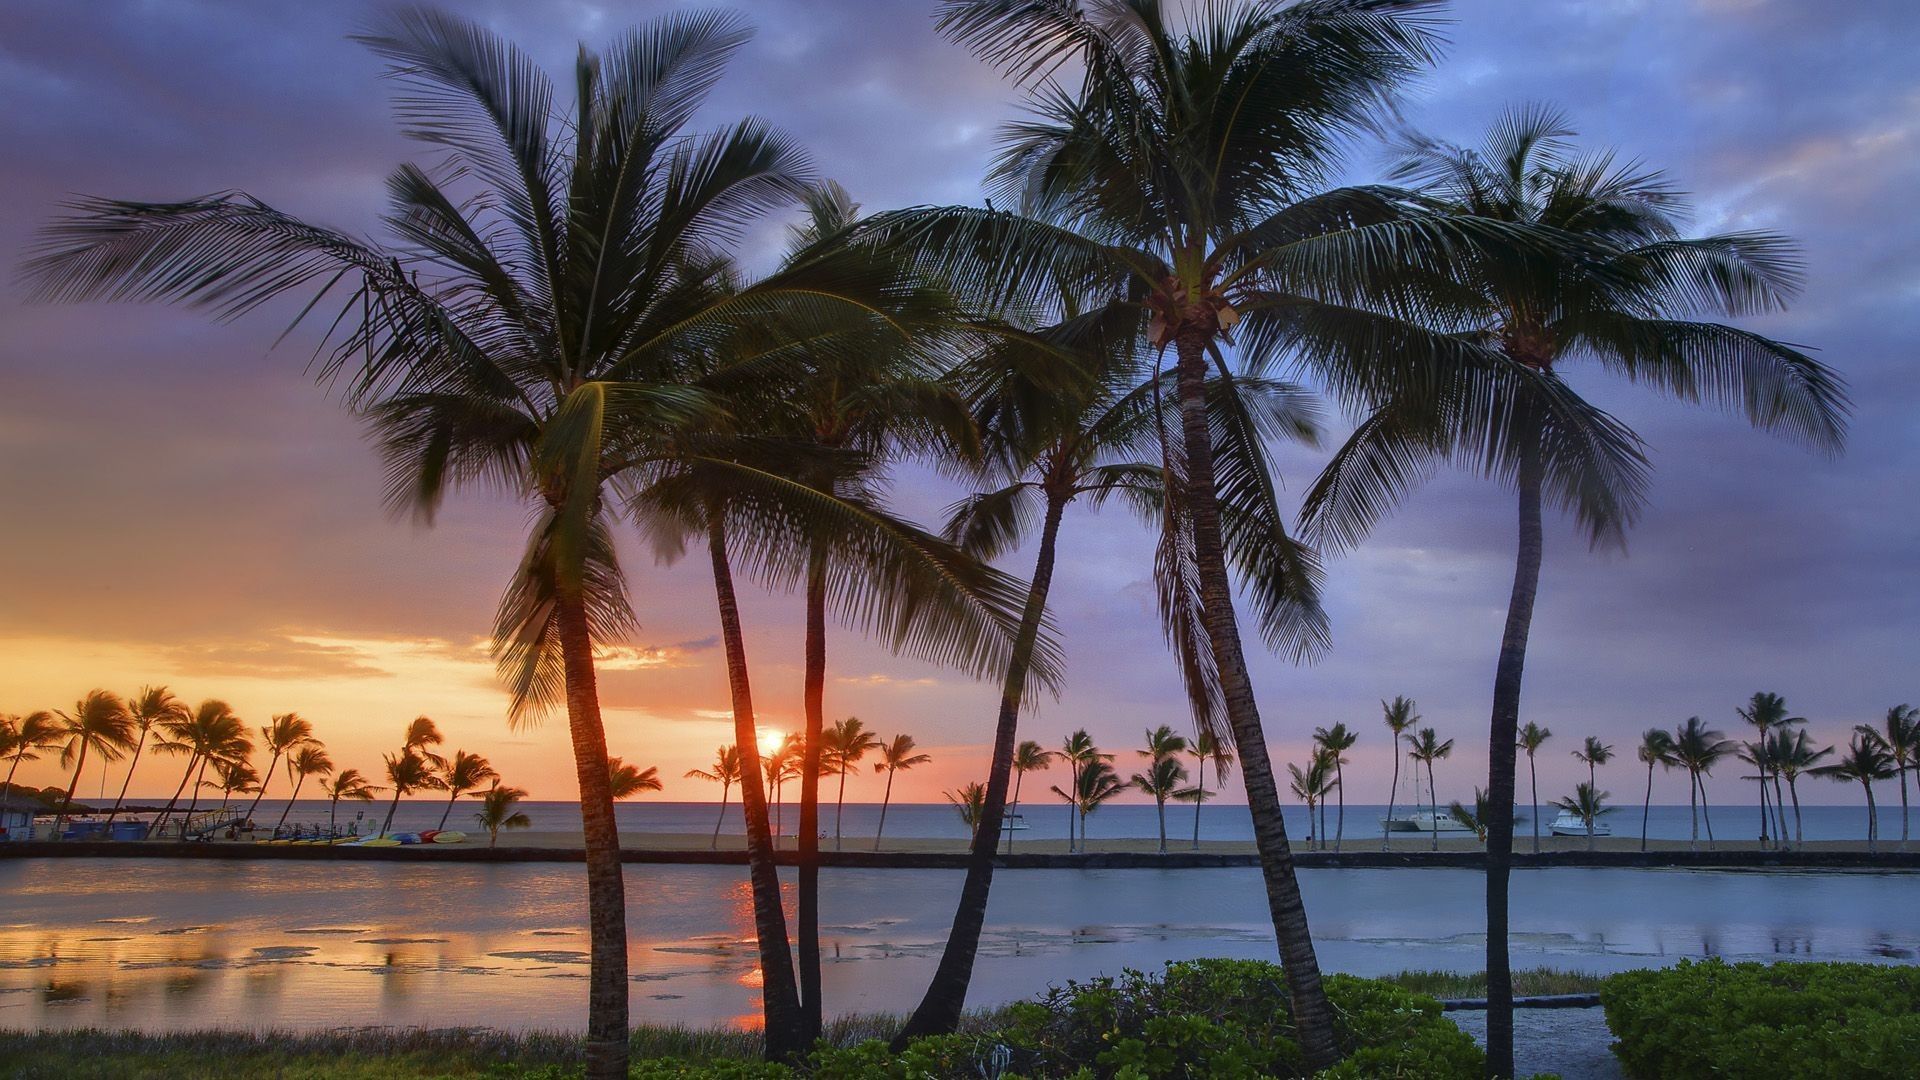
{"left": 432, "top": 831, "right": 467, "bottom": 844}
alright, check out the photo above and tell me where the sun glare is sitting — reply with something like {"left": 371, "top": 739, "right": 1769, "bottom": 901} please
{"left": 757, "top": 729, "right": 786, "bottom": 757}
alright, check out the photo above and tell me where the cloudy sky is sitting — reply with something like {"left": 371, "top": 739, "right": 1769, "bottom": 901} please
{"left": 1, "top": 1, "right": 1913, "bottom": 810}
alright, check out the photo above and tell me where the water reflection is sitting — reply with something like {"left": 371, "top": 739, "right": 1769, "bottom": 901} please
{"left": 1, "top": 861, "right": 1915, "bottom": 1033}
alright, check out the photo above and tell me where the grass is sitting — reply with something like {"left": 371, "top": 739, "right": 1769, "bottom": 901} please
{"left": 1378, "top": 967, "right": 1605, "bottom": 998}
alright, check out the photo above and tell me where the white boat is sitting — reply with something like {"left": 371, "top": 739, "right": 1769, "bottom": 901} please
{"left": 1548, "top": 810, "right": 1612, "bottom": 837}
{"left": 1380, "top": 810, "right": 1473, "bottom": 834}
{"left": 1000, "top": 813, "right": 1029, "bottom": 832}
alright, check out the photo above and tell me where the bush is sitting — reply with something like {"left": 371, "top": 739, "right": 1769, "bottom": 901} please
{"left": 1602, "top": 959, "right": 1920, "bottom": 1079}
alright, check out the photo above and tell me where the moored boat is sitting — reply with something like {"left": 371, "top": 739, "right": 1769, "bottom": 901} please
{"left": 1380, "top": 810, "right": 1474, "bottom": 834}
{"left": 1548, "top": 810, "right": 1611, "bottom": 837}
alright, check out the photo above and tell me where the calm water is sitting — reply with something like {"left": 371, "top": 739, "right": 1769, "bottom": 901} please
{"left": 2, "top": 859, "right": 1914, "bottom": 1033}
{"left": 180, "top": 799, "right": 1906, "bottom": 845}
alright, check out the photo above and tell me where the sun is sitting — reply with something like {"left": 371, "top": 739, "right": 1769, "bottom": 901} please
{"left": 757, "top": 729, "right": 787, "bottom": 757}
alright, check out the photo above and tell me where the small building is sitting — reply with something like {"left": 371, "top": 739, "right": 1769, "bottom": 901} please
{"left": 0, "top": 794, "right": 45, "bottom": 841}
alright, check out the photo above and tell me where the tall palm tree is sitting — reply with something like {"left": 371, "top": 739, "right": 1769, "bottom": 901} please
{"left": 892, "top": 4, "right": 1507, "bottom": 1058}
{"left": 1055, "top": 730, "right": 1108, "bottom": 854}
{"left": 1635, "top": 729, "right": 1675, "bottom": 852}
{"left": 204, "top": 758, "right": 260, "bottom": 813}
{"left": 1670, "top": 717, "right": 1733, "bottom": 851}
{"left": 1517, "top": 722, "right": 1552, "bottom": 855}
{"left": 1769, "top": 728, "right": 1830, "bottom": 848}
{"left": 945, "top": 782, "right": 988, "bottom": 830}
{"left": 380, "top": 749, "right": 444, "bottom": 837}
{"left": 1448, "top": 788, "right": 1520, "bottom": 844}
{"left": 1287, "top": 751, "right": 1336, "bottom": 851}
{"left": 437, "top": 750, "right": 499, "bottom": 830}
{"left": 821, "top": 718, "right": 880, "bottom": 849}
{"left": 1173, "top": 732, "right": 1233, "bottom": 852}
{"left": 1005, "top": 740, "right": 1056, "bottom": 854}
{"left": 872, "top": 734, "right": 930, "bottom": 851}
{"left": 1865, "top": 705, "right": 1917, "bottom": 848}
{"left": 243, "top": 713, "right": 314, "bottom": 829}
{"left": 24, "top": 8, "right": 937, "bottom": 1068}
{"left": 1379, "top": 697, "right": 1421, "bottom": 850}
{"left": 105, "top": 687, "right": 188, "bottom": 824}
{"left": 764, "top": 736, "right": 802, "bottom": 842}
{"left": 1406, "top": 727, "right": 1454, "bottom": 852}
{"left": 1573, "top": 737, "right": 1614, "bottom": 793}
{"left": 276, "top": 745, "right": 334, "bottom": 831}
{"left": 152, "top": 700, "right": 249, "bottom": 836}
{"left": 608, "top": 758, "right": 662, "bottom": 800}
{"left": 2, "top": 712, "right": 62, "bottom": 797}
{"left": 322, "top": 768, "right": 379, "bottom": 835}
{"left": 1131, "top": 756, "right": 1189, "bottom": 855}
{"left": 1053, "top": 757, "right": 1124, "bottom": 847}
{"left": 1735, "top": 692, "right": 1803, "bottom": 848}
{"left": 475, "top": 782, "right": 532, "bottom": 847}
{"left": 1299, "top": 106, "right": 1846, "bottom": 1074}
{"left": 1312, "top": 724, "right": 1357, "bottom": 852}
{"left": 1553, "top": 783, "right": 1614, "bottom": 852}
{"left": 400, "top": 717, "right": 446, "bottom": 771}
{"left": 1815, "top": 732, "right": 1896, "bottom": 853}
{"left": 684, "top": 745, "right": 741, "bottom": 850}
{"left": 52, "top": 691, "right": 134, "bottom": 834}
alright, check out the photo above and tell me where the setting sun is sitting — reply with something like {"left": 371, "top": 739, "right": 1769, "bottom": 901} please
{"left": 757, "top": 729, "right": 788, "bottom": 758}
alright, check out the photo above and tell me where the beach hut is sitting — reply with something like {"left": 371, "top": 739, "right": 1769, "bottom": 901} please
{"left": 0, "top": 794, "right": 44, "bottom": 841}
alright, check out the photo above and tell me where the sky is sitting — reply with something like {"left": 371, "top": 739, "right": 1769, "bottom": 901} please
{"left": 1, "top": 1, "right": 1915, "bottom": 810}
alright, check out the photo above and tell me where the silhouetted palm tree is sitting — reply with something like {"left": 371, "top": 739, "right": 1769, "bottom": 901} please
{"left": 2, "top": 712, "right": 62, "bottom": 797}
{"left": 1815, "top": 732, "right": 1896, "bottom": 853}
{"left": 608, "top": 758, "right": 662, "bottom": 800}
{"left": 1053, "top": 758, "right": 1124, "bottom": 848}
{"left": 400, "top": 717, "right": 446, "bottom": 771}
{"left": 1635, "top": 729, "right": 1675, "bottom": 852}
{"left": 1736, "top": 692, "right": 1803, "bottom": 848}
{"left": 684, "top": 745, "right": 742, "bottom": 850}
{"left": 277, "top": 745, "right": 334, "bottom": 831}
{"left": 475, "top": 782, "right": 532, "bottom": 847}
{"left": 1287, "top": 750, "right": 1336, "bottom": 852}
{"left": 243, "top": 713, "right": 314, "bottom": 829}
{"left": 822, "top": 718, "right": 880, "bottom": 849}
{"left": 106, "top": 687, "right": 187, "bottom": 824}
{"left": 1573, "top": 737, "right": 1614, "bottom": 792}
{"left": 1769, "top": 728, "right": 1830, "bottom": 848}
{"left": 1553, "top": 783, "right": 1614, "bottom": 851}
{"left": 53, "top": 691, "right": 133, "bottom": 833}
{"left": 1448, "top": 788, "right": 1522, "bottom": 844}
{"left": 437, "top": 750, "right": 498, "bottom": 830}
{"left": 1517, "top": 722, "right": 1552, "bottom": 855}
{"left": 380, "top": 749, "right": 444, "bottom": 837}
{"left": 1132, "top": 756, "right": 1189, "bottom": 855}
{"left": 1312, "top": 723, "right": 1357, "bottom": 852}
{"left": 872, "top": 735, "right": 930, "bottom": 851}
{"left": 945, "top": 782, "right": 987, "bottom": 830}
{"left": 1407, "top": 728, "right": 1455, "bottom": 852}
{"left": 1006, "top": 740, "right": 1056, "bottom": 854}
{"left": 153, "top": 700, "right": 249, "bottom": 836}
{"left": 1866, "top": 705, "right": 1916, "bottom": 848}
{"left": 322, "top": 768, "right": 379, "bottom": 835}
{"left": 764, "top": 736, "right": 802, "bottom": 842}
{"left": 203, "top": 758, "right": 260, "bottom": 813}
{"left": 1670, "top": 717, "right": 1733, "bottom": 851}
{"left": 1056, "top": 730, "right": 1106, "bottom": 854}
{"left": 1379, "top": 698, "right": 1421, "bottom": 851}
{"left": 1173, "top": 732, "right": 1233, "bottom": 852}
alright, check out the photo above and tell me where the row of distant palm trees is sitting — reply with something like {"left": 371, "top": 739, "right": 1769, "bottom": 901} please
{"left": 20, "top": 2, "right": 1855, "bottom": 1074}
{"left": 0, "top": 696, "right": 666, "bottom": 846}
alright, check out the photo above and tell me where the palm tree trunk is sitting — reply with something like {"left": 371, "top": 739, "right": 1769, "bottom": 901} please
{"left": 381, "top": 786, "right": 403, "bottom": 836}
{"left": 711, "top": 781, "right": 729, "bottom": 850}
{"left": 1528, "top": 755, "right": 1541, "bottom": 854}
{"left": 1771, "top": 770, "right": 1789, "bottom": 848}
{"left": 329, "top": 797, "right": 339, "bottom": 835}
{"left": 1699, "top": 775, "right": 1716, "bottom": 845}
{"left": 181, "top": 755, "right": 211, "bottom": 838}
{"left": 835, "top": 764, "right": 848, "bottom": 850}
{"left": 1788, "top": 776, "right": 1804, "bottom": 845}
{"left": 105, "top": 728, "right": 149, "bottom": 825}
{"left": 1006, "top": 771, "right": 1023, "bottom": 855}
{"left": 1641, "top": 762, "right": 1654, "bottom": 852}
{"left": 797, "top": 550, "right": 829, "bottom": 1041}
{"left": 874, "top": 769, "right": 895, "bottom": 850}
{"left": 1481, "top": 442, "right": 1542, "bottom": 1080}
{"left": 1755, "top": 766, "right": 1769, "bottom": 848}
{"left": 1427, "top": 760, "right": 1440, "bottom": 852}
{"left": 1383, "top": 740, "right": 1398, "bottom": 851}
{"left": 1173, "top": 332, "right": 1334, "bottom": 1069}
{"left": 276, "top": 773, "right": 307, "bottom": 831}
{"left": 554, "top": 591, "right": 631, "bottom": 1080}
{"left": 1863, "top": 781, "right": 1877, "bottom": 853}
{"left": 153, "top": 754, "right": 197, "bottom": 835}
{"left": 707, "top": 516, "right": 805, "bottom": 1059}
{"left": 1156, "top": 794, "right": 1167, "bottom": 854}
{"left": 1897, "top": 766, "right": 1909, "bottom": 848}
{"left": 54, "top": 740, "right": 90, "bottom": 836}
{"left": 243, "top": 750, "right": 281, "bottom": 830}
{"left": 3, "top": 751, "right": 24, "bottom": 796}
{"left": 1191, "top": 777, "right": 1204, "bottom": 850}
{"left": 437, "top": 790, "right": 459, "bottom": 831}
{"left": 1333, "top": 762, "right": 1344, "bottom": 853}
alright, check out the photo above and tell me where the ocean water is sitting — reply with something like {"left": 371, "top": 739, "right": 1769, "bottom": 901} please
{"left": 1, "top": 859, "right": 1914, "bottom": 1033}
{"left": 146, "top": 798, "right": 1909, "bottom": 845}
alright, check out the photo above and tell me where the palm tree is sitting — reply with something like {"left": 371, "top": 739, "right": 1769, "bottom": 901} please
{"left": 400, "top": 717, "right": 446, "bottom": 771}
{"left": 1815, "top": 732, "right": 1896, "bottom": 853}
{"left": 380, "top": 749, "right": 444, "bottom": 837}
{"left": 871, "top": 735, "right": 930, "bottom": 851}
{"left": 764, "top": 736, "right": 802, "bottom": 842}
{"left": 822, "top": 718, "right": 880, "bottom": 849}
{"left": 608, "top": 758, "right": 662, "bottom": 800}
{"left": 475, "top": 782, "right": 533, "bottom": 847}
{"left": 1573, "top": 737, "right": 1614, "bottom": 792}
{"left": 276, "top": 745, "right": 334, "bottom": 831}
{"left": 895, "top": 4, "right": 1500, "bottom": 1058}
{"left": 1005, "top": 740, "right": 1056, "bottom": 854}
{"left": 1380, "top": 698, "right": 1421, "bottom": 851}
{"left": 1735, "top": 692, "right": 1804, "bottom": 848}
{"left": 152, "top": 700, "right": 248, "bottom": 836}
{"left": 1298, "top": 106, "right": 1846, "bottom": 1074}
{"left": 322, "top": 768, "right": 379, "bottom": 835}
{"left": 1553, "top": 783, "right": 1614, "bottom": 851}
{"left": 52, "top": 691, "right": 134, "bottom": 833}
{"left": 105, "top": 687, "right": 187, "bottom": 824}
{"left": 1174, "top": 732, "right": 1233, "bottom": 852}
{"left": 1406, "top": 728, "right": 1455, "bottom": 852}
{"left": 1670, "top": 717, "right": 1733, "bottom": 851}
{"left": 242, "top": 713, "right": 314, "bottom": 829}
{"left": 684, "top": 745, "right": 742, "bottom": 850}
{"left": 1865, "top": 705, "right": 1917, "bottom": 848}
{"left": 25, "top": 9, "right": 925, "bottom": 1067}
{"left": 1287, "top": 751, "right": 1336, "bottom": 852}
{"left": 1517, "top": 722, "right": 1552, "bottom": 855}
{"left": 1056, "top": 731, "right": 1108, "bottom": 854}
{"left": 1769, "top": 728, "right": 1830, "bottom": 848}
{"left": 945, "top": 782, "right": 987, "bottom": 830}
{"left": 2, "top": 712, "right": 62, "bottom": 797}
{"left": 437, "top": 751, "right": 499, "bottom": 830}
{"left": 1635, "top": 729, "right": 1675, "bottom": 852}
{"left": 1131, "top": 756, "right": 1189, "bottom": 855}
{"left": 1448, "top": 788, "right": 1523, "bottom": 844}
{"left": 1312, "top": 724, "right": 1358, "bottom": 853}
{"left": 204, "top": 758, "right": 260, "bottom": 813}
{"left": 1053, "top": 758, "right": 1124, "bottom": 848}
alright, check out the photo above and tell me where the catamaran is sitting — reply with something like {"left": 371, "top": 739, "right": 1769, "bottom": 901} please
{"left": 1379, "top": 810, "right": 1473, "bottom": 833}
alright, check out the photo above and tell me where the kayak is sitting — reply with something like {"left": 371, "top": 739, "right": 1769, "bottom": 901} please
{"left": 432, "top": 831, "right": 466, "bottom": 844}
{"left": 357, "top": 837, "right": 402, "bottom": 848}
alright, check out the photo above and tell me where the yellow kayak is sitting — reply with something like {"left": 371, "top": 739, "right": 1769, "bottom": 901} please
{"left": 358, "top": 837, "right": 402, "bottom": 848}
{"left": 432, "top": 831, "right": 467, "bottom": 844}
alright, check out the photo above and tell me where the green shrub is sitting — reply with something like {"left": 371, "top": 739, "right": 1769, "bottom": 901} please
{"left": 1602, "top": 959, "right": 1920, "bottom": 1079}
